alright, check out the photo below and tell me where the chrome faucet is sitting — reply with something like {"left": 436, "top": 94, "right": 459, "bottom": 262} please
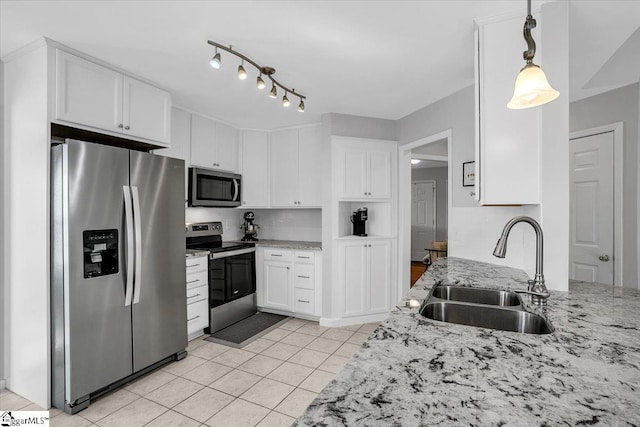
{"left": 493, "top": 216, "right": 550, "bottom": 306}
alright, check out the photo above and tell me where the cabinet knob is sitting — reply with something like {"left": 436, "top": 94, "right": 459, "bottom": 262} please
{"left": 598, "top": 254, "right": 610, "bottom": 262}
{"left": 286, "top": 266, "right": 290, "bottom": 270}
{"left": 118, "top": 124, "right": 123, "bottom": 128}
{"left": 124, "top": 125, "right": 130, "bottom": 130}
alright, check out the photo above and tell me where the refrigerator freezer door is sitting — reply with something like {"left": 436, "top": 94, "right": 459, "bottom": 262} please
{"left": 130, "top": 152, "right": 187, "bottom": 371}
{"left": 58, "top": 140, "right": 134, "bottom": 404}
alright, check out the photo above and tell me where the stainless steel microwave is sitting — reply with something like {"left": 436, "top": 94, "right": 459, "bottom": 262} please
{"left": 188, "top": 168, "right": 241, "bottom": 207}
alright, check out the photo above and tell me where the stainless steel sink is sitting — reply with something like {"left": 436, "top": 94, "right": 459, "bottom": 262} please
{"left": 432, "top": 286, "right": 520, "bottom": 306}
{"left": 419, "top": 285, "right": 554, "bottom": 334}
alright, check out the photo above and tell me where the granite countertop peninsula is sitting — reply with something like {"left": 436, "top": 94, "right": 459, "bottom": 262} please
{"left": 297, "top": 257, "right": 640, "bottom": 426}
{"left": 252, "top": 239, "right": 322, "bottom": 250}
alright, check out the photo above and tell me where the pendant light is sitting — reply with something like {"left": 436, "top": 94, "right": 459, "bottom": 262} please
{"left": 282, "top": 91, "right": 290, "bottom": 107}
{"left": 507, "top": 0, "right": 559, "bottom": 109}
{"left": 237, "top": 60, "right": 247, "bottom": 80}
{"left": 256, "top": 74, "right": 266, "bottom": 90}
{"left": 209, "top": 48, "right": 221, "bottom": 69}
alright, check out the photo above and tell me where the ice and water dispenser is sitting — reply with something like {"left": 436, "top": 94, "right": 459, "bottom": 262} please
{"left": 83, "top": 229, "right": 119, "bottom": 278}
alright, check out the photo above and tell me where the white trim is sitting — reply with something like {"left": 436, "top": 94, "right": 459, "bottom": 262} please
{"left": 569, "top": 122, "right": 623, "bottom": 286}
{"left": 411, "top": 154, "right": 448, "bottom": 162}
{"left": 320, "top": 313, "right": 388, "bottom": 328}
{"left": 398, "top": 129, "right": 452, "bottom": 303}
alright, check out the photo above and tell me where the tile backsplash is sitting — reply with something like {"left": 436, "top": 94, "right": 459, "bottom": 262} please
{"left": 185, "top": 208, "right": 322, "bottom": 242}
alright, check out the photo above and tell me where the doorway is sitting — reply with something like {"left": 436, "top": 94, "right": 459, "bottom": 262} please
{"left": 569, "top": 122, "right": 623, "bottom": 286}
{"left": 397, "top": 129, "right": 451, "bottom": 298}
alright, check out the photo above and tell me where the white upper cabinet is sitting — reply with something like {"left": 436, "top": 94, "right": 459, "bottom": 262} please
{"left": 270, "top": 125, "right": 322, "bottom": 207}
{"left": 55, "top": 49, "right": 171, "bottom": 145}
{"left": 475, "top": 14, "right": 541, "bottom": 205}
{"left": 122, "top": 76, "right": 171, "bottom": 143}
{"left": 334, "top": 138, "right": 394, "bottom": 200}
{"left": 190, "top": 114, "right": 238, "bottom": 172}
{"left": 241, "top": 130, "right": 269, "bottom": 207}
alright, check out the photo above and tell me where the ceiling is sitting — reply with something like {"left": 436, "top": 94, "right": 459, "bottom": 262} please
{"left": 1, "top": 1, "right": 639, "bottom": 130}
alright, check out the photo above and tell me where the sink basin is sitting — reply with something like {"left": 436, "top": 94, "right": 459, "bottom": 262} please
{"left": 432, "top": 286, "right": 520, "bottom": 306}
{"left": 420, "top": 301, "right": 554, "bottom": 334}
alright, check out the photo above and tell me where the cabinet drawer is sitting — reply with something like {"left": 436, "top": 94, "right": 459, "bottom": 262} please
{"left": 187, "top": 299, "right": 208, "bottom": 334}
{"left": 186, "top": 270, "right": 208, "bottom": 290}
{"left": 294, "top": 251, "right": 314, "bottom": 264}
{"left": 187, "top": 284, "right": 208, "bottom": 305}
{"left": 294, "top": 288, "right": 315, "bottom": 315}
{"left": 264, "top": 248, "right": 292, "bottom": 262}
{"left": 294, "top": 263, "right": 314, "bottom": 290}
{"left": 186, "top": 256, "right": 208, "bottom": 274}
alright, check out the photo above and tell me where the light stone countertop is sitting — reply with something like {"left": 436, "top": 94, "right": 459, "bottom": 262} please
{"left": 251, "top": 239, "right": 322, "bottom": 250}
{"left": 296, "top": 257, "right": 640, "bottom": 426}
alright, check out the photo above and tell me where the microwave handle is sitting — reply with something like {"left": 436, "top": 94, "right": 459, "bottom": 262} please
{"left": 233, "top": 179, "right": 239, "bottom": 201}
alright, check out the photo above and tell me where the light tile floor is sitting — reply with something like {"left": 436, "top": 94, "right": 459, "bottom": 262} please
{"left": 0, "top": 319, "right": 380, "bottom": 427}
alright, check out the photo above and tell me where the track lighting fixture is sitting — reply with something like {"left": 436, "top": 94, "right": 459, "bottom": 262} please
{"left": 209, "top": 48, "right": 221, "bottom": 69}
{"left": 207, "top": 40, "right": 306, "bottom": 112}
{"left": 507, "top": 0, "right": 559, "bottom": 109}
{"left": 237, "top": 60, "right": 247, "bottom": 80}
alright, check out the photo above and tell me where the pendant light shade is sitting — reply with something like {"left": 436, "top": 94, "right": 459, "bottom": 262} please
{"left": 209, "top": 50, "right": 221, "bottom": 69}
{"left": 237, "top": 61, "right": 247, "bottom": 80}
{"left": 256, "top": 75, "right": 266, "bottom": 90}
{"left": 507, "top": 0, "right": 559, "bottom": 109}
{"left": 507, "top": 63, "right": 559, "bottom": 109}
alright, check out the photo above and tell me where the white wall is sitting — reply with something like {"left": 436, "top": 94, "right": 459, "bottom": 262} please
{"left": 186, "top": 208, "right": 322, "bottom": 242}
{"left": 0, "top": 56, "right": 5, "bottom": 390}
{"left": 411, "top": 167, "right": 448, "bottom": 242}
{"left": 2, "top": 42, "right": 51, "bottom": 407}
{"left": 570, "top": 82, "right": 639, "bottom": 288}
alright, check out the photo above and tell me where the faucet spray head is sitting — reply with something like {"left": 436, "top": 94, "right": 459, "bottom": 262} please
{"left": 493, "top": 236, "right": 508, "bottom": 258}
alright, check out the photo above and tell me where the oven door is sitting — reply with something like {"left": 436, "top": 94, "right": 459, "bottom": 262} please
{"left": 188, "top": 168, "right": 241, "bottom": 207}
{"left": 208, "top": 251, "right": 255, "bottom": 308}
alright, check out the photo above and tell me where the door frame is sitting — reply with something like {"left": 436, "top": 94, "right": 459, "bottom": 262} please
{"left": 411, "top": 180, "right": 437, "bottom": 262}
{"left": 569, "top": 122, "right": 623, "bottom": 286}
{"left": 397, "top": 129, "right": 452, "bottom": 303}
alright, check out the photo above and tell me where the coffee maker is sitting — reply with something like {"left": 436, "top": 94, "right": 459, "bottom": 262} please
{"left": 240, "top": 211, "right": 260, "bottom": 241}
{"left": 350, "top": 207, "right": 368, "bottom": 237}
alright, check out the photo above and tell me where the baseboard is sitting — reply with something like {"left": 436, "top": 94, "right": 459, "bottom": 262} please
{"left": 0, "top": 379, "right": 6, "bottom": 390}
{"left": 320, "top": 312, "right": 389, "bottom": 328}
{"left": 257, "top": 307, "right": 320, "bottom": 322}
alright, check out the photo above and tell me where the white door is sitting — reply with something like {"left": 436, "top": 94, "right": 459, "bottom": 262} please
{"left": 569, "top": 132, "right": 614, "bottom": 284}
{"left": 368, "top": 150, "right": 392, "bottom": 198}
{"left": 411, "top": 181, "right": 436, "bottom": 262}
{"left": 241, "top": 131, "right": 269, "bottom": 207}
{"left": 341, "top": 150, "right": 367, "bottom": 198}
{"left": 341, "top": 242, "right": 367, "bottom": 316}
{"left": 298, "top": 126, "right": 323, "bottom": 206}
{"left": 214, "top": 122, "right": 238, "bottom": 172}
{"left": 190, "top": 114, "right": 217, "bottom": 168}
{"left": 369, "top": 240, "right": 391, "bottom": 313}
{"left": 263, "top": 261, "right": 291, "bottom": 310}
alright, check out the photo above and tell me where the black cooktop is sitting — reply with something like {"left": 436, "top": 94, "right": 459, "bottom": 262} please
{"left": 185, "top": 221, "right": 255, "bottom": 254}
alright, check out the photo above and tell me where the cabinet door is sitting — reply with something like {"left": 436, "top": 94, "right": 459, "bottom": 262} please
{"left": 263, "top": 261, "right": 291, "bottom": 311}
{"left": 368, "top": 150, "right": 392, "bottom": 199}
{"left": 214, "top": 122, "right": 238, "bottom": 172}
{"left": 340, "top": 149, "right": 367, "bottom": 198}
{"left": 190, "top": 114, "right": 217, "bottom": 168}
{"left": 340, "top": 242, "right": 367, "bottom": 316}
{"left": 270, "top": 129, "right": 299, "bottom": 207}
{"left": 368, "top": 240, "right": 391, "bottom": 313}
{"left": 478, "top": 15, "right": 540, "bottom": 204}
{"left": 241, "top": 131, "right": 269, "bottom": 207}
{"left": 122, "top": 76, "right": 171, "bottom": 144}
{"left": 298, "top": 126, "right": 323, "bottom": 206}
{"left": 55, "top": 50, "right": 123, "bottom": 133}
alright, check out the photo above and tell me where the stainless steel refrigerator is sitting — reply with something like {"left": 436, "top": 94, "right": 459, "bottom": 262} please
{"left": 51, "top": 139, "right": 187, "bottom": 414}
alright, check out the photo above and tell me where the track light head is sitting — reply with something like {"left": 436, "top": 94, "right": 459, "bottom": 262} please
{"left": 257, "top": 75, "right": 266, "bottom": 90}
{"left": 237, "top": 62, "right": 247, "bottom": 80}
{"left": 269, "top": 84, "right": 277, "bottom": 98}
{"left": 282, "top": 92, "right": 290, "bottom": 107}
{"left": 209, "top": 49, "right": 221, "bottom": 69}
{"left": 297, "top": 99, "right": 305, "bottom": 113}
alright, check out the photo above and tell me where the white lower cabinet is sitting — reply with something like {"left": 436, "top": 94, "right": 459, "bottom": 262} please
{"left": 338, "top": 239, "right": 391, "bottom": 317}
{"left": 257, "top": 247, "right": 321, "bottom": 317}
{"left": 186, "top": 256, "right": 209, "bottom": 338}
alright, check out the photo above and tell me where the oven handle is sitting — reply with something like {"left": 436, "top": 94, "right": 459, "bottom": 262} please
{"left": 210, "top": 247, "right": 256, "bottom": 259}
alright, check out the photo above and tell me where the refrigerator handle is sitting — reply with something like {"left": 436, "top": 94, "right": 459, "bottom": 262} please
{"left": 132, "top": 186, "right": 143, "bottom": 305}
{"left": 123, "top": 186, "right": 134, "bottom": 307}
{"left": 233, "top": 179, "right": 239, "bottom": 202}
